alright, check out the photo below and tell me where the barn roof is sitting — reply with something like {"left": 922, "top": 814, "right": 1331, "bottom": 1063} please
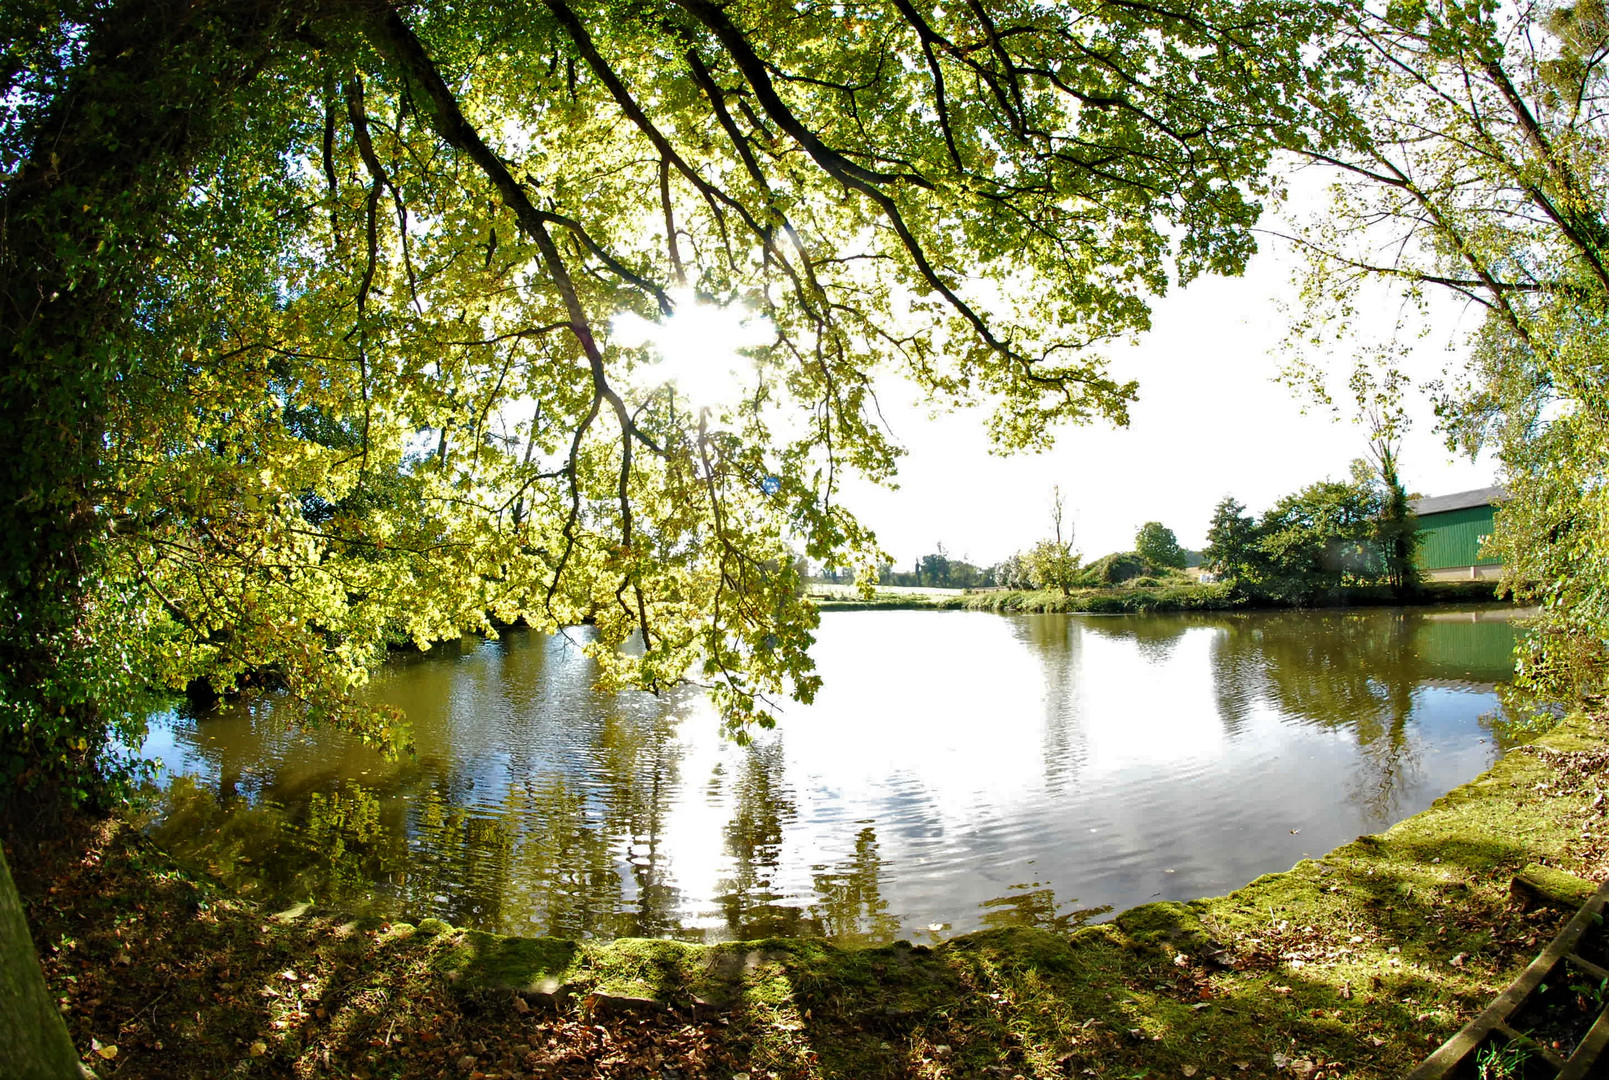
{"left": 1410, "top": 485, "right": 1509, "bottom": 516}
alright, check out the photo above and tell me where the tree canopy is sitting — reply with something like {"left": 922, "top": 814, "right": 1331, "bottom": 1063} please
{"left": 0, "top": 0, "right": 1328, "bottom": 794}
{"left": 1201, "top": 472, "right": 1408, "bottom": 603}
{"left": 1289, "top": 0, "right": 1609, "bottom": 699}
{"left": 1133, "top": 521, "right": 1186, "bottom": 569}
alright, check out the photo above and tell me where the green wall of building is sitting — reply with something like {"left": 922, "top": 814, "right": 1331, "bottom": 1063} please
{"left": 1416, "top": 504, "right": 1500, "bottom": 569}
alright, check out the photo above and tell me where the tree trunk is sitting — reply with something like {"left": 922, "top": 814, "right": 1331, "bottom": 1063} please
{"left": 0, "top": 845, "right": 86, "bottom": 1079}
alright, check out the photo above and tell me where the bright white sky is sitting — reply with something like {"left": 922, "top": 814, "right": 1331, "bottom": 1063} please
{"left": 836, "top": 207, "right": 1500, "bottom": 569}
{"left": 620, "top": 172, "right": 1502, "bottom": 572}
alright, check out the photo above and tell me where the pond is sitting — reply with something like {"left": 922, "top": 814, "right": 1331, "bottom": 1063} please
{"left": 140, "top": 605, "right": 1524, "bottom": 944}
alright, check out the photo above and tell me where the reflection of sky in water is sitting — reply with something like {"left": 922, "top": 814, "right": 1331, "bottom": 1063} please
{"left": 142, "top": 607, "right": 1518, "bottom": 943}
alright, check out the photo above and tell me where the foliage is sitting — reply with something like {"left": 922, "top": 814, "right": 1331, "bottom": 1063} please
{"left": 991, "top": 553, "right": 1035, "bottom": 592}
{"left": 1027, "top": 486, "right": 1082, "bottom": 596}
{"left": 1281, "top": 348, "right": 1425, "bottom": 597}
{"left": 1022, "top": 540, "right": 1084, "bottom": 596}
{"left": 1253, "top": 479, "right": 1382, "bottom": 604}
{"left": 1368, "top": 454, "right": 1423, "bottom": 599}
{"left": 1290, "top": 0, "right": 1609, "bottom": 702}
{"left": 1084, "top": 551, "right": 1149, "bottom": 585}
{"left": 1134, "top": 522, "right": 1187, "bottom": 569}
{"left": 1475, "top": 1038, "right": 1532, "bottom": 1080}
{"left": 958, "top": 582, "right": 1238, "bottom": 614}
{"left": 1204, "top": 476, "right": 1419, "bottom": 605}
{"left": 992, "top": 486, "right": 1083, "bottom": 595}
{"left": 874, "top": 546, "right": 989, "bottom": 589}
{"left": 0, "top": 0, "right": 1333, "bottom": 799}
{"left": 1203, "top": 497, "right": 1262, "bottom": 592}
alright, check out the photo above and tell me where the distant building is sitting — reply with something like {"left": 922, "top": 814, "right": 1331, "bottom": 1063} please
{"left": 1410, "top": 486, "right": 1507, "bottom": 581}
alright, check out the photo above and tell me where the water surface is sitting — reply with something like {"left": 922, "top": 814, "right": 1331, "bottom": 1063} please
{"left": 142, "top": 606, "right": 1522, "bottom": 942}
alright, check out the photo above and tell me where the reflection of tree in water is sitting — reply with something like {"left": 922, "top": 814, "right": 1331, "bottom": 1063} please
{"left": 809, "top": 824, "right": 899, "bottom": 945}
{"left": 1080, "top": 614, "right": 1193, "bottom": 664}
{"left": 165, "top": 695, "right": 341, "bottom": 804}
{"left": 1007, "top": 616, "right": 1089, "bottom": 793}
{"left": 1258, "top": 612, "right": 1414, "bottom": 729}
{"left": 1207, "top": 621, "right": 1262, "bottom": 738}
{"left": 151, "top": 613, "right": 1522, "bottom": 938}
{"left": 495, "top": 778, "right": 623, "bottom": 937}
{"left": 1347, "top": 700, "right": 1423, "bottom": 826}
{"left": 1208, "top": 612, "right": 1416, "bottom": 819}
{"left": 408, "top": 781, "right": 515, "bottom": 931}
{"left": 977, "top": 880, "right": 1111, "bottom": 932}
{"left": 1201, "top": 609, "right": 1519, "bottom": 823}
{"left": 591, "top": 707, "right": 683, "bottom": 937}
{"left": 407, "top": 690, "right": 689, "bottom": 937}
{"left": 156, "top": 682, "right": 693, "bottom": 937}
{"left": 295, "top": 780, "right": 402, "bottom": 900}
{"left": 149, "top": 773, "right": 415, "bottom": 915}
{"left": 715, "top": 741, "right": 804, "bottom": 938}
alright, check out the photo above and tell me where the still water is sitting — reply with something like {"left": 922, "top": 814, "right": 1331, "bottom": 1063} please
{"left": 142, "top": 606, "right": 1522, "bottom": 943}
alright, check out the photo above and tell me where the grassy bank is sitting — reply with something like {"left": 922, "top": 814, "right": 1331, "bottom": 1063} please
{"left": 7, "top": 711, "right": 1606, "bottom": 1079}
{"left": 814, "top": 579, "right": 1510, "bottom": 615}
{"left": 945, "top": 582, "right": 1236, "bottom": 614}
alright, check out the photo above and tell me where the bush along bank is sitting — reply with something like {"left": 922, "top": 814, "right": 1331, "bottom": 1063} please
{"left": 946, "top": 582, "right": 1239, "bottom": 614}
{"left": 9, "top": 711, "right": 1609, "bottom": 1079}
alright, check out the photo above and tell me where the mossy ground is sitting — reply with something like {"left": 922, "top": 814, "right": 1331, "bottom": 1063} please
{"left": 7, "top": 713, "right": 1605, "bottom": 1079}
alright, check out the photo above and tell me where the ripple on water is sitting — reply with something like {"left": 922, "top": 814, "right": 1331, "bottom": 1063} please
{"left": 142, "top": 607, "right": 1520, "bottom": 940}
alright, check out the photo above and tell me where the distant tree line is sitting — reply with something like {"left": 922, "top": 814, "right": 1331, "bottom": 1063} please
{"left": 816, "top": 462, "right": 1419, "bottom": 605}
{"left": 813, "top": 517, "right": 1201, "bottom": 594}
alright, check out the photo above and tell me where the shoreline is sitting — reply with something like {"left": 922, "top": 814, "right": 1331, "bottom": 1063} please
{"left": 10, "top": 709, "right": 1605, "bottom": 1077}
{"left": 812, "top": 580, "right": 1514, "bottom": 615}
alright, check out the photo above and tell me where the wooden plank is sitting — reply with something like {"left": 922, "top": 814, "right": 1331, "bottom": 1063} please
{"left": 1557, "top": 1006, "right": 1609, "bottom": 1080}
{"left": 1407, "top": 878, "right": 1609, "bottom": 1080}
{"left": 1564, "top": 953, "right": 1609, "bottom": 983}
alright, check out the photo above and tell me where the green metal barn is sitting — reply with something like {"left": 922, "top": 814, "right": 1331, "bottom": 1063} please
{"left": 1410, "top": 486, "right": 1506, "bottom": 581}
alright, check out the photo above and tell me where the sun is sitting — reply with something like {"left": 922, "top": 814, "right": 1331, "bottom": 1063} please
{"left": 612, "top": 289, "right": 773, "bottom": 410}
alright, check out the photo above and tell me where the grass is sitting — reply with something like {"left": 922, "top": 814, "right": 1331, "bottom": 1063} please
{"left": 1474, "top": 1037, "right": 1533, "bottom": 1079}
{"left": 9, "top": 709, "right": 1609, "bottom": 1078}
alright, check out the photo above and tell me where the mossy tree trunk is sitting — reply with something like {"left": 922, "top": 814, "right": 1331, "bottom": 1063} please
{"left": 0, "top": 845, "right": 84, "bottom": 1079}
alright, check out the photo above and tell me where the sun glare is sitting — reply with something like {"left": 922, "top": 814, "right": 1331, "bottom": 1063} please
{"left": 612, "top": 289, "right": 773, "bottom": 409}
